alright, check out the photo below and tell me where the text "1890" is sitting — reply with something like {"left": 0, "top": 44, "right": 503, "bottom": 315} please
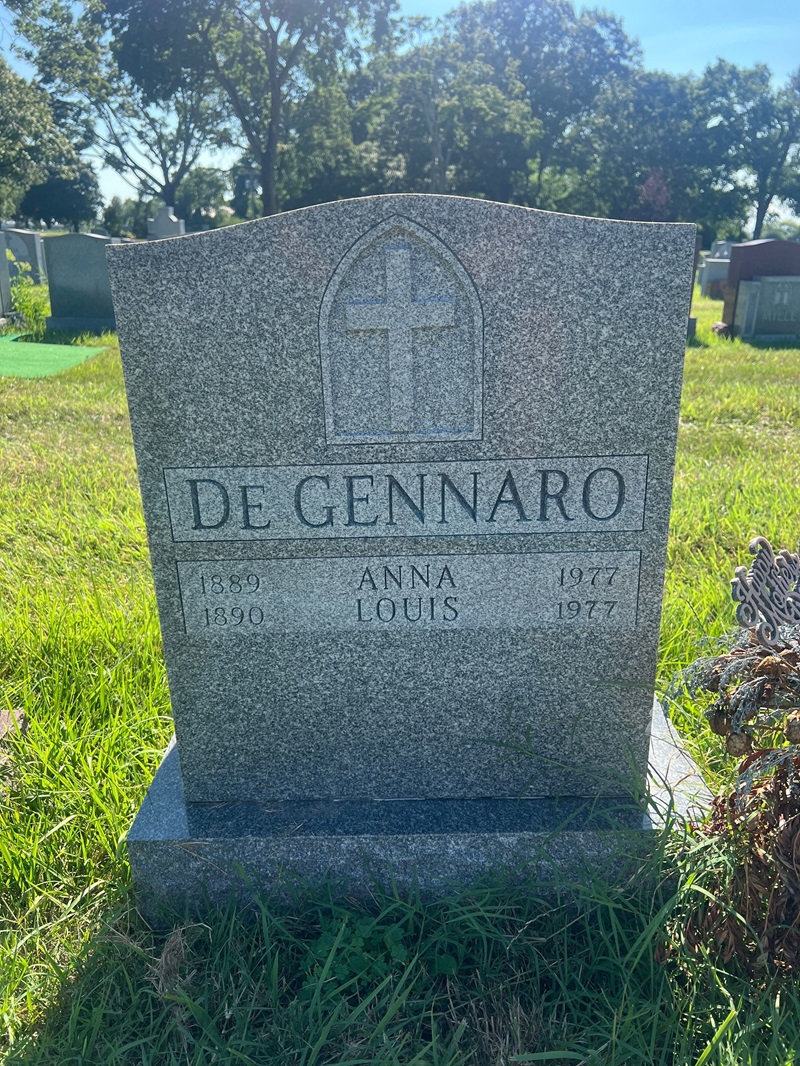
{"left": 203, "top": 606, "right": 264, "bottom": 627}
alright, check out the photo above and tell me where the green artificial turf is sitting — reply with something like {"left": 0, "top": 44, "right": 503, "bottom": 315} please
{"left": 0, "top": 333, "right": 104, "bottom": 378}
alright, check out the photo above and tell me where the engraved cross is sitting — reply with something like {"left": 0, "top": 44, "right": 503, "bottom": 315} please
{"left": 345, "top": 243, "right": 455, "bottom": 432}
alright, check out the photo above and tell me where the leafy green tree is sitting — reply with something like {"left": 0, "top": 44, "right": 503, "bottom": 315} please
{"left": 760, "top": 215, "right": 800, "bottom": 241}
{"left": 700, "top": 61, "right": 800, "bottom": 238}
{"left": 279, "top": 80, "right": 370, "bottom": 209}
{"left": 174, "top": 168, "right": 230, "bottom": 229}
{"left": 101, "top": 0, "right": 391, "bottom": 215}
{"left": 450, "top": 0, "right": 640, "bottom": 209}
{"left": 20, "top": 160, "right": 101, "bottom": 230}
{"left": 102, "top": 194, "right": 154, "bottom": 237}
{"left": 229, "top": 158, "right": 262, "bottom": 220}
{"left": 348, "top": 15, "right": 534, "bottom": 202}
{"left": 5, "top": 0, "right": 227, "bottom": 208}
{"left": 571, "top": 69, "right": 747, "bottom": 236}
{"left": 0, "top": 55, "right": 69, "bottom": 216}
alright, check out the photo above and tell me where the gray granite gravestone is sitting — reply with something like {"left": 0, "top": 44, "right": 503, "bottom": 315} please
{"left": 147, "top": 205, "right": 186, "bottom": 240}
{"left": 43, "top": 234, "right": 116, "bottom": 332}
{"left": 699, "top": 257, "right": 730, "bottom": 297}
{"left": 734, "top": 275, "right": 800, "bottom": 339}
{"left": 709, "top": 240, "right": 733, "bottom": 260}
{"left": 108, "top": 195, "right": 697, "bottom": 916}
{"left": 0, "top": 231, "right": 11, "bottom": 320}
{"left": 4, "top": 228, "right": 46, "bottom": 284}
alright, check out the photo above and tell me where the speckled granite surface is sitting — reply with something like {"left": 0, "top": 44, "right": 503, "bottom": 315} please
{"left": 128, "top": 700, "right": 709, "bottom": 922}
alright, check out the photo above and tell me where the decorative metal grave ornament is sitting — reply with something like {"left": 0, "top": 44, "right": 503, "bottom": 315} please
{"left": 731, "top": 536, "right": 800, "bottom": 647}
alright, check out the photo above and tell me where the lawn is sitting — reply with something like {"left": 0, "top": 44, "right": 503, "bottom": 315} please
{"left": 1, "top": 292, "right": 800, "bottom": 1064}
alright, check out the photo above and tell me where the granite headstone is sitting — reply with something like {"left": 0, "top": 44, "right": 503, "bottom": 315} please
{"left": 5, "top": 228, "right": 46, "bottom": 284}
{"left": 709, "top": 240, "right": 733, "bottom": 260}
{"left": 0, "top": 231, "right": 11, "bottom": 319}
{"left": 43, "top": 234, "right": 117, "bottom": 332}
{"left": 699, "top": 256, "right": 730, "bottom": 297}
{"left": 722, "top": 239, "right": 800, "bottom": 326}
{"left": 108, "top": 195, "right": 696, "bottom": 915}
{"left": 734, "top": 275, "right": 800, "bottom": 339}
{"left": 147, "top": 206, "right": 186, "bottom": 240}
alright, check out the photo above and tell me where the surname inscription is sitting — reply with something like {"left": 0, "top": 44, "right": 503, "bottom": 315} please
{"left": 164, "top": 455, "right": 648, "bottom": 542}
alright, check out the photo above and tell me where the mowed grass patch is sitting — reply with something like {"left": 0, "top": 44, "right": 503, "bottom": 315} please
{"left": 665, "top": 288, "right": 800, "bottom": 788}
{"left": 3, "top": 322, "right": 800, "bottom": 1062}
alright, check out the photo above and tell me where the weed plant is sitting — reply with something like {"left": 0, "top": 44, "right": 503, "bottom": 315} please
{"left": 2, "top": 295, "right": 800, "bottom": 1063}
{"left": 6, "top": 257, "right": 50, "bottom": 340}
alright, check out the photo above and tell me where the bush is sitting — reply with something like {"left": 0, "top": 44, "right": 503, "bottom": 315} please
{"left": 8, "top": 253, "right": 50, "bottom": 338}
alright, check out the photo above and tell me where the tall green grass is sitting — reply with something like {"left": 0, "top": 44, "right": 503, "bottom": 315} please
{"left": 2, "top": 300, "right": 800, "bottom": 1063}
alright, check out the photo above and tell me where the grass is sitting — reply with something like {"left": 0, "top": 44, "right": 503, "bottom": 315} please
{"left": 2, "top": 292, "right": 800, "bottom": 1063}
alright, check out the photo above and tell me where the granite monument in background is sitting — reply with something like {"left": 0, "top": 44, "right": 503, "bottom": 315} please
{"left": 44, "top": 234, "right": 117, "bottom": 332}
{"left": 0, "top": 231, "right": 11, "bottom": 320}
{"left": 722, "top": 238, "right": 800, "bottom": 328}
{"left": 147, "top": 206, "right": 186, "bottom": 240}
{"left": 108, "top": 195, "right": 697, "bottom": 916}
{"left": 735, "top": 276, "right": 800, "bottom": 340}
{"left": 3, "top": 227, "right": 46, "bottom": 284}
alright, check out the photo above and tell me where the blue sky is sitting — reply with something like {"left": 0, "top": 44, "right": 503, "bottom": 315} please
{"left": 401, "top": 0, "right": 799, "bottom": 83}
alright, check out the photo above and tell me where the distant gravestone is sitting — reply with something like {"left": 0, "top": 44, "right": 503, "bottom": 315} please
{"left": 147, "top": 206, "right": 186, "bottom": 240}
{"left": 699, "top": 257, "right": 730, "bottom": 297}
{"left": 108, "top": 195, "right": 697, "bottom": 917}
{"left": 709, "top": 240, "right": 733, "bottom": 260}
{"left": 722, "top": 239, "right": 800, "bottom": 326}
{"left": 734, "top": 276, "right": 800, "bottom": 339}
{"left": 0, "top": 231, "right": 12, "bottom": 319}
{"left": 43, "top": 234, "right": 116, "bottom": 332}
{"left": 5, "top": 229, "right": 46, "bottom": 284}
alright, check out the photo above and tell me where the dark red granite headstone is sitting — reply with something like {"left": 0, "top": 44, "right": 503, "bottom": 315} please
{"left": 722, "top": 239, "right": 800, "bottom": 324}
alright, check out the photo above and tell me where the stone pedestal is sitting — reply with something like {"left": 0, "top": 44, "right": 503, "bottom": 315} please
{"left": 128, "top": 699, "right": 709, "bottom": 923}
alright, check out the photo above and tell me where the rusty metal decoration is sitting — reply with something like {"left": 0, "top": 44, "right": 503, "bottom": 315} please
{"left": 731, "top": 536, "right": 800, "bottom": 647}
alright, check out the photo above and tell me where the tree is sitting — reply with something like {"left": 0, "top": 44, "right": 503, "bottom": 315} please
{"left": 450, "top": 0, "right": 640, "bottom": 209}
{"left": 571, "top": 69, "right": 747, "bottom": 236}
{"left": 94, "top": 74, "right": 226, "bottom": 207}
{"left": 5, "top": 0, "right": 228, "bottom": 208}
{"left": 700, "top": 61, "right": 800, "bottom": 238}
{"left": 21, "top": 160, "right": 101, "bottom": 230}
{"left": 279, "top": 80, "right": 371, "bottom": 208}
{"left": 0, "top": 55, "right": 69, "bottom": 216}
{"left": 101, "top": 0, "right": 390, "bottom": 215}
{"left": 102, "top": 194, "right": 154, "bottom": 237}
{"left": 174, "top": 167, "right": 229, "bottom": 228}
{"left": 347, "top": 15, "right": 535, "bottom": 202}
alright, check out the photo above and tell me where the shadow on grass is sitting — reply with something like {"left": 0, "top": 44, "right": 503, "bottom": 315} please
{"left": 10, "top": 328, "right": 117, "bottom": 348}
{"left": 7, "top": 821, "right": 779, "bottom": 1066}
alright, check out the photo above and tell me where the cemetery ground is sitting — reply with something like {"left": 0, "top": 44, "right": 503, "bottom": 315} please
{"left": 2, "top": 291, "right": 800, "bottom": 1064}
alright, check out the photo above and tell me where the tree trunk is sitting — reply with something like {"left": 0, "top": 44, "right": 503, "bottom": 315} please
{"left": 261, "top": 65, "right": 282, "bottom": 216}
{"left": 260, "top": 154, "right": 276, "bottom": 217}
{"left": 161, "top": 181, "right": 177, "bottom": 210}
{"left": 752, "top": 194, "right": 772, "bottom": 239}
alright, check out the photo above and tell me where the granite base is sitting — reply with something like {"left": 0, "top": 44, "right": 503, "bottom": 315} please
{"left": 46, "top": 316, "right": 116, "bottom": 332}
{"left": 128, "top": 700, "right": 709, "bottom": 924}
